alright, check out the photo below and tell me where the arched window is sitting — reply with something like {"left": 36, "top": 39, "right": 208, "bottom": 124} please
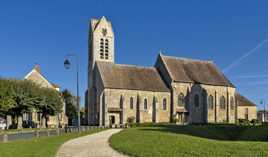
{"left": 120, "top": 95, "right": 124, "bottom": 109}
{"left": 163, "top": 98, "right": 167, "bottom": 110}
{"left": 105, "top": 39, "right": 109, "bottom": 59}
{"left": 220, "top": 96, "right": 226, "bottom": 109}
{"left": 100, "top": 38, "right": 104, "bottom": 59}
{"left": 230, "top": 97, "right": 235, "bottom": 110}
{"left": 144, "top": 98, "right": 147, "bottom": 110}
{"left": 130, "top": 97, "right": 134, "bottom": 109}
{"left": 178, "top": 93, "right": 185, "bottom": 107}
{"left": 208, "top": 95, "right": 214, "bottom": 110}
{"left": 194, "top": 95, "right": 199, "bottom": 107}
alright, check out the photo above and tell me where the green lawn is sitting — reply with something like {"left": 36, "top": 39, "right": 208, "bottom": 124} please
{"left": 0, "top": 128, "right": 104, "bottom": 157}
{"left": 109, "top": 124, "right": 268, "bottom": 157}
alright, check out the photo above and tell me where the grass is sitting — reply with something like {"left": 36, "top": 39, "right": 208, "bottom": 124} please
{"left": 0, "top": 128, "right": 105, "bottom": 157}
{"left": 109, "top": 124, "right": 268, "bottom": 157}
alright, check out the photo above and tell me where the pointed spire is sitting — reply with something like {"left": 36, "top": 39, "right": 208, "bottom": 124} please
{"left": 34, "top": 64, "right": 41, "bottom": 73}
{"left": 100, "top": 16, "right": 107, "bottom": 22}
{"left": 159, "top": 49, "right": 164, "bottom": 56}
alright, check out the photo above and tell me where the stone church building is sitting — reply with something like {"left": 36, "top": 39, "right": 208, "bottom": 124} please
{"left": 85, "top": 16, "right": 256, "bottom": 127}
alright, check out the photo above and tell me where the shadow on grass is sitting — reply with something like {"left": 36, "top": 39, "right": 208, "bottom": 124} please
{"left": 135, "top": 123, "right": 268, "bottom": 142}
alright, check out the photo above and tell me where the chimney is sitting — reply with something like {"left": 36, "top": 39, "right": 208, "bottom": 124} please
{"left": 34, "top": 64, "right": 41, "bottom": 73}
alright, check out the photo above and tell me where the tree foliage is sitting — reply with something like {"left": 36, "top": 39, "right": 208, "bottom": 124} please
{"left": 62, "top": 89, "right": 77, "bottom": 125}
{"left": 0, "top": 78, "right": 63, "bottom": 128}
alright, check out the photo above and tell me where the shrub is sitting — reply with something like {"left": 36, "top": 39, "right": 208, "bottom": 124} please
{"left": 238, "top": 119, "right": 250, "bottom": 126}
{"left": 250, "top": 119, "right": 259, "bottom": 126}
{"left": 127, "top": 116, "right": 135, "bottom": 127}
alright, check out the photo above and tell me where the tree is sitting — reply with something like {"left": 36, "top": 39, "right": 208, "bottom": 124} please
{"left": 80, "top": 107, "right": 86, "bottom": 125}
{"left": 35, "top": 88, "right": 63, "bottom": 128}
{"left": 0, "top": 78, "right": 63, "bottom": 129}
{"left": 62, "top": 89, "right": 77, "bottom": 126}
{"left": 0, "top": 79, "right": 16, "bottom": 113}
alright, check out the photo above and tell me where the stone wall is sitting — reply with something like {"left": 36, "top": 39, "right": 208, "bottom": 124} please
{"left": 170, "top": 82, "right": 236, "bottom": 124}
{"left": 237, "top": 106, "right": 257, "bottom": 121}
{"left": 100, "top": 88, "right": 170, "bottom": 126}
{"left": 88, "top": 66, "right": 105, "bottom": 125}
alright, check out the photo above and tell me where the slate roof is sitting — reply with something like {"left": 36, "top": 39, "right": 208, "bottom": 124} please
{"left": 236, "top": 93, "right": 256, "bottom": 107}
{"left": 160, "top": 54, "right": 234, "bottom": 87}
{"left": 96, "top": 61, "right": 170, "bottom": 92}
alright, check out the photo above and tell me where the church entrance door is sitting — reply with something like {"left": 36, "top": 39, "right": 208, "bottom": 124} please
{"left": 109, "top": 115, "right": 115, "bottom": 126}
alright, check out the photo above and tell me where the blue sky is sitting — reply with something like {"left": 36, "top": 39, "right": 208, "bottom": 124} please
{"left": 0, "top": 0, "right": 268, "bottom": 109}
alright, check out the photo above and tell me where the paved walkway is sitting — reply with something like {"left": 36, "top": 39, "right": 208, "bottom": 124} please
{"left": 56, "top": 129, "right": 128, "bottom": 157}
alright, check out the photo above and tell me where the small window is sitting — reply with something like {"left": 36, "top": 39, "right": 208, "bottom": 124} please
{"left": 130, "top": 97, "right": 134, "bottom": 109}
{"left": 230, "top": 97, "right": 235, "bottom": 110}
{"left": 144, "top": 98, "right": 147, "bottom": 110}
{"left": 208, "top": 95, "right": 214, "bottom": 110}
{"left": 220, "top": 96, "right": 226, "bottom": 109}
{"left": 194, "top": 95, "right": 199, "bottom": 107}
{"left": 178, "top": 93, "right": 185, "bottom": 107}
{"left": 245, "top": 108, "right": 249, "bottom": 120}
{"left": 100, "top": 53, "right": 104, "bottom": 59}
{"left": 163, "top": 98, "right": 167, "bottom": 110}
{"left": 100, "top": 46, "right": 104, "bottom": 59}
{"left": 105, "top": 53, "right": 108, "bottom": 59}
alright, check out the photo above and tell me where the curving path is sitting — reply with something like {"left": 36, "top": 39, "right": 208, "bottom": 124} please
{"left": 56, "top": 129, "right": 128, "bottom": 157}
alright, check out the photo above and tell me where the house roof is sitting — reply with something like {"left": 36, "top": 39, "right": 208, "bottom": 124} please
{"left": 96, "top": 61, "right": 170, "bottom": 92}
{"left": 24, "top": 65, "right": 60, "bottom": 91}
{"left": 159, "top": 54, "right": 234, "bottom": 87}
{"left": 236, "top": 93, "right": 256, "bottom": 107}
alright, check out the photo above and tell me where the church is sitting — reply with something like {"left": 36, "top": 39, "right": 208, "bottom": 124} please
{"left": 85, "top": 16, "right": 256, "bottom": 127}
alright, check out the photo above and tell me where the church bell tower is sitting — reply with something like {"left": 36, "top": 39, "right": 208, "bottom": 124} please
{"left": 89, "top": 16, "right": 115, "bottom": 72}
{"left": 86, "top": 16, "right": 115, "bottom": 124}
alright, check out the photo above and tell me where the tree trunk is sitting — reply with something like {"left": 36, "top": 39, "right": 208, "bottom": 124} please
{"left": 6, "top": 115, "right": 12, "bottom": 129}
{"left": 17, "top": 115, "right": 23, "bottom": 129}
{"left": 41, "top": 116, "right": 46, "bottom": 128}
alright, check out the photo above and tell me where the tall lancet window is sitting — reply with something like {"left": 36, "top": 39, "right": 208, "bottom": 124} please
{"left": 105, "top": 39, "right": 109, "bottom": 59}
{"left": 100, "top": 38, "right": 104, "bottom": 59}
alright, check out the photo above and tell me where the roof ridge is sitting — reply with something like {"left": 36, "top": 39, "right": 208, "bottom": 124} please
{"left": 162, "top": 54, "right": 213, "bottom": 63}
{"left": 114, "top": 63, "right": 155, "bottom": 70}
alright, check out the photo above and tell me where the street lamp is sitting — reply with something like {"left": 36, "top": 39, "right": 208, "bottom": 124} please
{"left": 260, "top": 100, "right": 266, "bottom": 123}
{"left": 64, "top": 54, "right": 80, "bottom": 130}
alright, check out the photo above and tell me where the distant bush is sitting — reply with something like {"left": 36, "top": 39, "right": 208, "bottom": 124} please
{"left": 250, "top": 119, "right": 260, "bottom": 126}
{"left": 127, "top": 116, "right": 135, "bottom": 124}
{"left": 238, "top": 119, "right": 250, "bottom": 126}
{"left": 127, "top": 116, "right": 135, "bottom": 127}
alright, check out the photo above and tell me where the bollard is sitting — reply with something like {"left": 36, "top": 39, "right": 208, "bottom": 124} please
{"left": 3, "top": 134, "right": 8, "bottom": 143}
{"left": 36, "top": 131, "right": 40, "bottom": 138}
{"left": 57, "top": 129, "right": 60, "bottom": 136}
